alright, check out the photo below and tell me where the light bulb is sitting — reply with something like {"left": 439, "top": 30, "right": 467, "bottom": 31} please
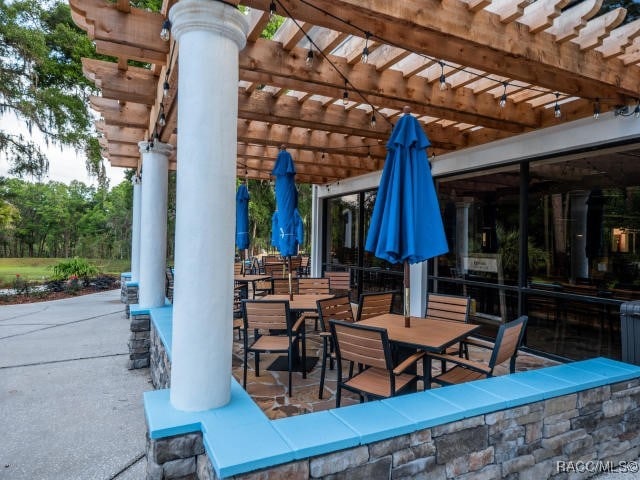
{"left": 554, "top": 104, "right": 561, "bottom": 118}
{"left": 306, "top": 49, "right": 314, "bottom": 66}
{"left": 439, "top": 74, "right": 448, "bottom": 91}
{"left": 342, "top": 90, "right": 348, "bottom": 106}
{"left": 160, "top": 19, "right": 171, "bottom": 41}
{"left": 370, "top": 113, "right": 376, "bottom": 128}
{"left": 634, "top": 104, "right": 640, "bottom": 118}
{"left": 163, "top": 81, "right": 170, "bottom": 98}
{"left": 158, "top": 112, "right": 166, "bottom": 127}
{"left": 499, "top": 94, "right": 507, "bottom": 108}
{"left": 361, "top": 46, "right": 369, "bottom": 64}
{"left": 269, "top": 1, "right": 276, "bottom": 18}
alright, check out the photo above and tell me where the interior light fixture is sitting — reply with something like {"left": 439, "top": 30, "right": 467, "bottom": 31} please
{"left": 499, "top": 82, "right": 508, "bottom": 108}
{"left": 438, "top": 61, "right": 448, "bottom": 91}
{"left": 554, "top": 93, "right": 561, "bottom": 119}
{"left": 361, "top": 32, "right": 370, "bottom": 64}
{"left": 160, "top": 19, "right": 171, "bottom": 42}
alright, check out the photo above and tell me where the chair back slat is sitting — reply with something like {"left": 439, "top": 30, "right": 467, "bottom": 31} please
{"left": 234, "top": 262, "right": 243, "bottom": 275}
{"left": 264, "top": 262, "right": 289, "bottom": 278}
{"left": 325, "top": 271, "right": 351, "bottom": 291}
{"left": 490, "top": 315, "right": 528, "bottom": 368}
{"left": 317, "top": 295, "right": 354, "bottom": 331}
{"left": 272, "top": 277, "right": 299, "bottom": 295}
{"left": 299, "top": 278, "right": 330, "bottom": 295}
{"left": 357, "top": 292, "right": 394, "bottom": 320}
{"left": 426, "top": 294, "right": 470, "bottom": 323}
{"left": 331, "top": 321, "right": 388, "bottom": 370}
{"left": 243, "top": 300, "right": 289, "bottom": 331}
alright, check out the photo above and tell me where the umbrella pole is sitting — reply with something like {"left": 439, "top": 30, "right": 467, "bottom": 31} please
{"left": 404, "top": 260, "right": 410, "bottom": 328}
{"left": 288, "top": 255, "right": 293, "bottom": 301}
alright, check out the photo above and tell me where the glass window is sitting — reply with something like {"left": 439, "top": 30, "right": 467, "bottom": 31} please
{"left": 325, "top": 194, "right": 360, "bottom": 269}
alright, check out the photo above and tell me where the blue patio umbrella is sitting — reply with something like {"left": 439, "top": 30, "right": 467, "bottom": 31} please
{"left": 365, "top": 107, "right": 448, "bottom": 326}
{"left": 272, "top": 147, "right": 304, "bottom": 298}
{"left": 236, "top": 183, "right": 250, "bottom": 272}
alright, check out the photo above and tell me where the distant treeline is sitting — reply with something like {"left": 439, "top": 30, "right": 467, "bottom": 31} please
{"left": 0, "top": 177, "right": 133, "bottom": 259}
{"left": 0, "top": 175, "right": 312, "bottom": 261}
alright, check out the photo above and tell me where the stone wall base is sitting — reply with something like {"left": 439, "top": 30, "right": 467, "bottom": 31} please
{"left": 128, "top": 313, "right": 150, "bottom": 370}
{"left": 145, "top": 375, "right": 640, "bottom": 479}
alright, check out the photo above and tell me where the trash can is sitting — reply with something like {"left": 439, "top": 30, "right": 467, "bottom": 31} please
{"left": 621, "top": 300, "right": 640, "bottom": 365}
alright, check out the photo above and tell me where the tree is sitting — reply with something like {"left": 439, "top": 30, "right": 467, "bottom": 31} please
{"left": 0, "top": 1, "right": 105, "bottom": 182}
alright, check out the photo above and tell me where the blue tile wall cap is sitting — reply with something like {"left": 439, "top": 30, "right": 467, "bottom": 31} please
{"left": 125, "top": 280, "right": 139, "bottom": 287}
{"left": 272, "top": 411, "right": 360, "bottom": 459}
{"left": 383, "top": 390, "right": 466, "bottom": 429}
{"left": 121, "top": 271, "right": 132, "bottom": 278}
{"left": 144, "top": 390, "right": 202, "bottom": 439}
{"left": 329, "top": 400, "right": 414, "bottom": 444}
{"left": 130, "top": 305, "right": 151, "bottom": 315}
{"left": 427, "top": 382, "right": 508, "bottom": 418}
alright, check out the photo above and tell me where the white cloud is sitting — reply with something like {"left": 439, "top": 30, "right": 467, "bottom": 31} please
{"left": 0, "top": 113, "right": 126, "bottom": 187}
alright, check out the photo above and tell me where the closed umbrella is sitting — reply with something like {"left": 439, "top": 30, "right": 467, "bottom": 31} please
{"left": 365, "top": 107, "right": 448, "bottom": 327}
{"left": 272, "top": 146, "right": 304, "bottom": 299}
{"left": 236, "top": 182, "right": 250, "bottom": 274}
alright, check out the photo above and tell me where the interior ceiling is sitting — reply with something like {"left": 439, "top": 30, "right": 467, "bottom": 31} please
{"left": 69, "top": 0, "right": 640, "bottom": 185}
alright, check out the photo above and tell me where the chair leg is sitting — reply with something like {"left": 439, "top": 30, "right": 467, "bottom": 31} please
{"left": 288, "top": 352, "right": 293, "bottom": 397}
{"left": 336, "top": 385, "right": 342, "bottom": 408}
{"left": 319, "top": 338, "right": 328, "bottom": 399}
{"left": 301, "top": 333, "right": 307, "bottom": 380}
{"left": 243, "top": 350, "right": 248, "bottom": 388}
{"left": 255, "top": 352, "right": 260, "bottom": 377}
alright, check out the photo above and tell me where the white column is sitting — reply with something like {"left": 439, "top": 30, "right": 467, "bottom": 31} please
{"left": 130, "top": 175, "right": 142, "bottom": 283}
{"left": 310, "top": 185, "right": 322, "bottom": 277}
{"left": 169, "top": 0, "right": 248, "bottom": 411}
{"left": 137, "top": 141, "right": 171, "bottom": 308}
{"left": 410, "top": 262, "right": 428, "bottom": 317}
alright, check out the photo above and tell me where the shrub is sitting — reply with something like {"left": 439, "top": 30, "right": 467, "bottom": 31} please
{"left": 51, "top": 258, "right": 99, "bottom": 281}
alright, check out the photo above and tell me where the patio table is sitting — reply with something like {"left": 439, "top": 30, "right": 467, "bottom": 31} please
{"left": 234, "top": 274, "right": 271, "bottom": 299}
{"left": 357, "top": 313, "right": 480, "bottom": 352}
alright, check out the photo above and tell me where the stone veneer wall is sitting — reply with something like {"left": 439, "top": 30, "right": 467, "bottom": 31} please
{"left": 150, "top": 323, "right": 171, "bottom": 388}
{"left": 128, "top": 312, "right": 150, "bottom": 370}
{"left": 146, "top": 321, "right": 640, "bottom": 480}
{"left": 120, "top": 277, "right": 139, "bottom": 319}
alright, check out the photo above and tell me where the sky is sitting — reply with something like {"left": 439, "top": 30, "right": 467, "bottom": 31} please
{"left": 0, "top": 113, "right": 126, "bottom": 187}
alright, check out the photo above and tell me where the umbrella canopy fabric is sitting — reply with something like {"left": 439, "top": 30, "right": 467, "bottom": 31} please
{"left": 365, "top": 112, "right": 448, "bottom": 264}
{"left": 236, "top": 183, "right": 250, "bottom": 251}
{"left": 272, "top": 149, "right": 304, "bottom": 257}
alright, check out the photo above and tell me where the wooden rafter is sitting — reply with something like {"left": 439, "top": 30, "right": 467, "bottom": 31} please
{"left": 68, "top": 0, "right": 640, "bottom": 184}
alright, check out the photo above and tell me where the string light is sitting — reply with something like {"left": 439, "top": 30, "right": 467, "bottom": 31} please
{"left": 438, "top": 61, "right": 449, "bottom": 91}
{"left": 361, "top": 32, "right": 370, "bottom": 64}
{"left": 158, "top": 105, "right": 166, "bottom": 127}
{"left": 269, "top": 1, "right": 276, "bottom": 18}
{"left": 160, "top": 19, "right": 171, "bottom": 41}
{"left": 593, "top": 99, "right": 600, "bottom": 119}
{"left": 370, "top": 112, "right": 376, "bottom": 128}
{"left": 342, "top": 82, "right": 349, "bottom": 105}
{"left": 306, "top": 48, "right": 314, "bottom": 66}
{"left": 163, "top": 80, "right": 170, "bottom": 98}
{"left": 499, "top": 82, "right": 508, "bottom": 108}
{"left": 554, "top": 92, "right": 561, "bottom": 118}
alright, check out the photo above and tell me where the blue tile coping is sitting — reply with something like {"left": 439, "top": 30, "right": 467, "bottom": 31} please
{"left": 145, "top": 307, "right": 640, "bottom": 479}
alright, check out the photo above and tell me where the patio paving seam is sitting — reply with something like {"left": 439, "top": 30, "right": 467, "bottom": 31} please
{"left": 107, "top": 451, "right": 146, "bottom": 480}
{"left": 0, "top": 352, "right": 130, "bottom": 370}
{"left": 0, "top": 308, "right": 122, "bottom": 340}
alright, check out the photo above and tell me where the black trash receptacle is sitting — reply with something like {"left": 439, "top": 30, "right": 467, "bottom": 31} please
{"left": 621, "top": 301, "right": 640, "bottom": 365}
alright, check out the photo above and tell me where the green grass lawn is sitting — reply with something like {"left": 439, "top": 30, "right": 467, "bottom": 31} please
{"left": 0, "top": 258, "right": 130, "bottom": 288}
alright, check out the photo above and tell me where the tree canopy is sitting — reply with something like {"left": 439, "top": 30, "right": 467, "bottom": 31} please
{"left": 0, "top": 0, "right": 110, "bottom": 182}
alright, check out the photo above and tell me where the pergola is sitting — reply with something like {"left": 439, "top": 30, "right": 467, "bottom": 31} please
{"left": 71, "top": 0, "right": 640, "bottom": 185}
{"left": 68, "top": 0, "right": 640, "bottom": 415}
